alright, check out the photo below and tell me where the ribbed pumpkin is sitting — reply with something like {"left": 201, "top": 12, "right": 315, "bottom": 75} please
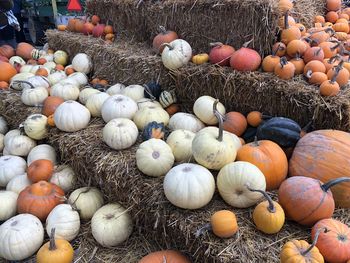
{"left": 0, "top": 45, "right": 15, "bottom": 58}
{"left": 229, "top": 42, "right": 261, "bottom": 72}
{"left": 222, "top": 111, "right": 247, "bottom": 136}
{"left": 0, "top": 62, "right": 17, "bottom": 82}
{"left": 209, "top": 42, "right": 235, "bottom": 66}
{"left": 16, "top": 42, "right": 35, "bottom": 60}
{"left": 42, "top": 96, "right": 65, "bottom": 117}
{"left": 289, "top": 130, "right": 350, "bottom": 207}
{"left": 139, "top": 250, "right": 191, "bottom": 263}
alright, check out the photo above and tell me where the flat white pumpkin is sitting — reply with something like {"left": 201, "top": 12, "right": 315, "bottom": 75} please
{"left": 0, "top": 155, "right": 27, "bottom": 186}
{"left": 27, "top": 144, "right": 57, "bottom": 165}
{"left": 21, "top": 86, "right": 49, "bottom": 106}
{"left": 101, "top": 95, "right": 138, "bottom": 123}
{"left": 136, "top": 98, "right": 162, "bottom": 109}
{"left": 54, "top": 101, "right": 91, "bottom": 132}
{"left": 133, "top": 106, "right": 170, "bottom": 130}
{"left": 21, "top": 75, "right": 50, "bottom": 89}
{"left": 72, "top": 53, "right": 92, "bottom": 74}
{"left": 50, "top": 82, "right": 80, "bottom": 101}
{"left": 4, "top": 129, "right": 21, "bottom": 146}
{"left": 166, "top": 129, "right": 195, "bottom": 162}
{"left": 161, "top": 39, "right": 192, "bottom": 70}
{"left": 50, "top": 165, "right": 76, "bottom": 193}
{"left": 22, "top": 114, "right": 48, "bottom": 140}
{"left": 5, "top": 133, "right": 37, "bottom": 157}
{"left": 163, "top": 163, "right": 215, "bottom": 209}
{"left": 86, "top": 92, "right": 110, "bottom": 117}
{"left": 0, "top": 214, "right": 44, "bottom": 261}
{"left": 10, "top": 72, "right": 35, "bottom": 90}
{"left": 19, "top": 65, "right": 34, "bottom": 73}
{"left": 0, "top": 190, "right": 18, "bottom": 221}
{"left": 0, "top": 115, "right": 8, "bottom": 134}
{"left": 68, "top": 187, "right": 104, "bottom": 220}
{"left": 46, "top": 204, "right": 80, "bottom": 241}
{"left": 9, "top": 56, "right": 26, "bottom": 67}
{"left": 53, "top": 50, "right": 68, "bottom": 66}
{"left": 122, "top": 84, "right": 145, "bottom": 101}
{"left": 79, "top": 88, "right": 100, "bottom": 105}
{"left": 67, "top": 72, "right": 88, "bottom": 86}
{"left": 106, "top": 83, "right": 125, "bottom": 95}
{"left": 168, "top": 112, "right": 205, "bottom": 132}
{"left": 43, "top": 61, "right": 57, "bottom": 72}
{"left": 103, "top": 118, "right": 139, "bottom": 150}
{"left": 193, "top": 96, "right": 226, "bottom": 125}
{"left": 91, "top": 203, "right": 133, "bottom": 247}
{"left": 0, "top": 134, "right": 4, "bottom": 152}
{"left": 6, "top": 173, "right": 31, "bottom": 194}
{"left": 136, "top": 138, "right": 174, "bottom": 177}
{"left": 47, "top": 70, "right": 67, "bottom": 86}
{"left": 217, "top": 161, "right": 266, "bottom": 208}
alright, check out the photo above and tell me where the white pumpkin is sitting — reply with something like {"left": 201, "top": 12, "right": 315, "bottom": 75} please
{"left": 50, "top": 82, "right": 80, "bottom": 101}
{"left": 168, "top": 112, "right": 205, "bottom": 132}
{"left": 106, "top": 83, "right": 125, "bottom": 95}
{"left": 101, "top": 95, "right": 138, "bottom": 123}
{"left": 67, "top": 72, "right": 88, "bottom": 86}
{"left": 166, "top": 129, "right": 195, "bottom": 162}
{"left": 0, "top": 214, "right": 44, "bottom": 261}
{"left": 122, "top": 84, "right": 145, "bottom": 101}
{"left": 103, "top": 118, "right": 138, "bottom": 150}
{"left": 161, "top": 39, "right": 192, "bottom": 70}
{"left": 0, "top": 134, "right": 4, "bottom": 152}
{"left": 21, "top": 75, "right": 50, "bottom": 90}
{"left": 47, "top": 70, "right": 66, "bottom": 86}
{"left": 9, "top": 56, "right": 26, "bottom": 67}
{"left": 0, "top": 190, "right": 18, "bottom": 221}
{"left": 22, "top": 114, "right": 48, "bottom": 140}
{"left": 41, "top": 53, "right": 54, "bottom": 62}
{"left": 217, "top": 161, "right": 266, "bottom": 208}
{"left": 133, "top": 106, "right": 170, "bottom": 130}
{"left": 21, "top": 86, "right": 49, "bottom": 106}
{"left": 136, "top": 98, "right": 162, "bottom": 109}
{"left": 31, "top": 49, "right": 46, "bottom": 60}
{"left": 68, "top": 187, "right": 104, "bottom": 220}
{"left": 72, "top": 53, "right": 92, "bottom": 74}
{"left": 27, "top": 144, "right": 57, "bottom": 165}
{"left": 54, "top": 101, "right": 91, "bottom": 132}
{"left": 79, "top": 88, "right": 100, "bottom": 105}
{"left": 6, "top": 173, "right": 31, "bottom": 194}
{"left": 19, "top": 65, "right": 34, "bottom": 73}
{"left": 3, "top": 147, "right": 9, "bottom": 155}
{"left": 159, "top": 90, "right": 177, "bottom": 108}
{"left": 53, "top": 50, "right": 68, "bottom": 66}
{"left": 91, "top": 203, "right": 133, "bottom": 247}
{"left": 5, "top": 133, "right": 36, "bottom": 157}
{"left": 59, "top": 77, "right": 80, "bottom": 86}
{"left": 10, "top": 72, "right": 35, "bottom": 90}
{"left": 193, "top": 96, "right": 226, "bottom": 125}
{"left": 50, "top": 165, "right": 76, "bottom": 193}
{"left": 43, "top": 61, "right": 57, "bottom": 71}
{"left": 86, "top": 92, "right": 110, "bottom": 117}
{"left": 4, "top": 129, "right": 21, "bottom": 146}
{"left": 0, "top": 115, "right": 8, "bottom": 134}
{"left": 46, "top": 204, "right": 80, "bottom": 241}
{"left": 136, "top": 138, "right": 174, "bottom": 177}
{"left": 164, "top": 163, "right": 215, "bottom": 209}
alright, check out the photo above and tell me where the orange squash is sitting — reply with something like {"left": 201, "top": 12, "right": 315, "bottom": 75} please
{"left": 289, "top": 57, "right": 305, "bottom": 74}
{"left": 222, "top": 111, "right": 247, "bottom": 136}
{"left": 0, "top": 62, "right": 17, "bottom": 82}
{"left": 0, "top": 44, "right": 15, "bottom": 58}
{"left": 139, "top": 250, "right": 191, "bottom": 263}
{"left": 152, "top": 26, "right": 178, "bottom": 54}
{"left": 326, "top": 0, "right": 341, "bottom": 11}
{"left": 247, "top": 111, "right": 263, "bottom": 127}
{"left": 304, "top": 60, "right": 327, "bottom": 75}
{"left": 327, "top": 62, "right": 350, "bottom": 87}
{"left": 27, "top": 159, "right": 54, "bottom": 183}
{"left": 42, "top": 96, "right": 64, "bottom": 116}
{"left": 306, "top": 71, "right": 328, "bottom": 85}
{"left": 57, "top": 24, "right": 66, "bottom": 31}
{"left": 286, "top": 39, "right": 308, "bottom": 57}
{"left": 326, "top": 11, "right": 339, "bottom": 23}
{"left": 319, "top": 41, "right": 339, "bottom": 59}
{"left": 210, "top": 210, "right": 238, "bottom": 238}
{"left": 281, "top": 12, "right": 302, "bottom": 45}
{"left": 274, "top": 57, "right": 295, "bottom": 80}
{"left": 304, "top": 47, "right": 325, "bottom": 63}
{"left": 320, "top": 78, "right": 340, "bottom": 96}
{"left": 16, "top": 42, "right": 34, "bottom": 60}
{"left": 272, "top": 42, "right": 287, "bottom": 57}
{"left": 0, "top": 80, "right": 9, "bottom": 89}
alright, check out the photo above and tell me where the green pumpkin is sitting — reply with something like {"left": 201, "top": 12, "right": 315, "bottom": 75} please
{"left": 142, "top": 121, "right": 166, "bottom": 141}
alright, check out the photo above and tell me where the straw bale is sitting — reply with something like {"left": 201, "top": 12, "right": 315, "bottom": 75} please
{"left": 293, "top": 0, "right": 325, "bottom": 27}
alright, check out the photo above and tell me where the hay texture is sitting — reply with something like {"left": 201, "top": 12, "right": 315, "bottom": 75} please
{"left": 293, "top": 0, "right": 325, "bottom": 27}
{"left": 86, "top": 0, "right": 279, "bottom": 56}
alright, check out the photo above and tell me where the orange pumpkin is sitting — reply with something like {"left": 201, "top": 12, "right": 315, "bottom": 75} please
{"left": 289, "top": 57, "right": 305, "bottom": 74}
{"left": 210, "top": 210, "right": 238, "bottom": 238}
{"left": 274, "top": 57, "right": 295, "bottom": 80}
{"left": 236, "top": 138, "right": 288, "bottom": 190}
{"left": 278, "top": 0, "right": 293, "bottom": 13}
{"left": 303, "top": 60, "right": 326, "bottom": 75}
{"left": 0, "top": 62, "right": 17, "bottom": 82}
{"left": 74, "top": 19, "right": 85, "bottom": 33}
{"left": 66, "top": 18, "right": 78, "bottom": 32}
{"left": 27, "top": 159, "right": 54, "bottom": 183}
{"left": 229, "top": 45, "right": 261, "bottom": 72}
{"left": 278, "top": 15, "right": 296, "bottom": 29}
{"left": 286, "top": 39, "right": 308, "bottom": 57}
{"left": 17, "top": 181, "right": 65, "bottom": 221}
{"left": 47, "top": 115, "right": 55, "bottom": 127}
{"left": 326, "top": 0, "right": 341, "bottom": 11}
{"left": 295, "top": 23, "right": 306, "bottom": 36}
{"left": 320, "top": 78, "right": 340, "bottom": 96}
{"left": 262, "top": 54, "right": 281, "bottom": 72}
{"left": 65, "top": 66, "right": 75, "bottom": 75}
{"left": 306, "top": 71, "right": 328, "bottom": 85}
{"left": 247, "top": 111, "right": 263, "bottom": 127}
{"left": 42, "top": 96, "right": 65, "bottom": 116}
{"left": 139, "top": 250, "right": 191, "bottom": 263}
{"left": 35, "top": 68, "right": 49, "bottom": 77}
{"left": 333, "top": 22, "right": 350, "bottom": 33}
{"left": 57, "top": 24, "right": 66, "bottom": 31}
{"left": 209, "top": 42, "right": 236, "bottom": 66}
{"left": 16, "top": 42, "right": 34, "bottom": 60}
{"left": 104, "top": 25, "right": 114, "bottom": 34}
{"left": 314, "top": 15, "right": 326, "bottom": 24}
{"left": 327, "top": 62, "right": 350, "bottom": 87}
{"left": 152, "top": 26, "right": 178, "bottom": 54}
{"left": 319, "top": 41, "right": 339, "bottom": 59}
{"left": 0, "top": 44, "right": 15, "bottom": 58}
{"left": 304, "top": 47, "right": 325, "bottom": 63}
{"left": 0, "top": 80, "right": 9, "bottom": 89}
{"left": 91, "top": 15, "right": 100, "bottom": 25}
{"left": 83, "top": 22, "right": 94, "bottom": 35}
{"left": 326, "top": 11, "right": 339, "bottom": 23}
{"left": 55, "top": 64, "right": 65, "bottom": 71}
{"left": 289, "top": 130, "right": 350, "bottom": 207}
{"left": 323, "top": 57, "right": 340, "bottom": 71}
{"left": 272, "top": 42, "right": 287, "bottom": 57}
{"left": 165, "top": 104, "right": 180, "bottom": 115}
{"left": 105, "top": 33, "right": 115, "bottom": 41}
{"left": 37, "top": 58, "right": 47, "bottom": 65}
{"left": 222, "top": 111, "right": 247, "bottom": 136}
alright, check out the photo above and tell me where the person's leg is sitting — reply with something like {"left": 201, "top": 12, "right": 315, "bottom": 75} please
{"left": 0, "top": 25, "right": 17, "bottom": 48}
{"left": 14, "top": 13, "right": 25, "bottom": 42}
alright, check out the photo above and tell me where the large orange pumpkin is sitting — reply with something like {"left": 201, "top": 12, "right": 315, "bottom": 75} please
{"left": 222, "top": 111, "right": 247, "bottom": 136}
{"left": 312, "top": 218, "right": 350, "bottom": 263}
{"left": 27, "top": 159, "right": 54, "bottom": 183}
{"left": 229, "top": 47, "right": 261, "bottom": 72}
{"left": 289, "top": 130, "right": 350, "bottom": 207}
{"left": 152, "top": 26, "right": 179, "bottom": 54}
{"left": 0, "top": 62, "right": 17, "bottom": 82}
{"left": 16, "top": 42, "right": 34, "bottom": 60}
{"left": 236, "top": 139, "right": 288, "bottom": 190}
{"left": 17, "top": 181, "right": 65, "bottom": 221}
{"left": 139, "top": 250, "right": 191, "bottom": 263}
{"left": 42, "top": 96, "right": 65, "bottom": 116}
{"left": 0, "top": 44, "right": 15, "bottom": 58}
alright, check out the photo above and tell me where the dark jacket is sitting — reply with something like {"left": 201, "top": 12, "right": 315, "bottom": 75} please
{"left": 0, "top": 0, "right": 14, "bottom": 27}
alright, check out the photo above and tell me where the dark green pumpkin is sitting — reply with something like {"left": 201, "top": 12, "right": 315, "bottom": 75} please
{"left": 142, "top": 121, "right": 166, "bottom": 141}
{"left": 144, "top": 82, "right": 162, "bottom": 100}
{"left": 256, "top": 117, "right": 301, "bottom": 148}
{"left": 241, "top": 126, "right": 257, "bottom": 143}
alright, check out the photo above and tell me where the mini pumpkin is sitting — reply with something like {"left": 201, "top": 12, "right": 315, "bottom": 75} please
{"left": 192, "top": 53, "right": 209, "bottom": 65}
{"left": 209, "top": 42, "right": 235, "bottom": 66}
{"left": 142, "top": 121, "right": 165, "bottom": 140}
{"left": 274, "top": 57, "right": 296, "bottom": 80}
{"left": 139, "top": 250, "right": 191, "bottom": 263}
{"left": 27, "top": 159, "right": 54, "bottom": 183}
{"left": 152, "top": 26, "right": 178, "bottom": 54}
{"left": 210, "top": 210, "right": 238, "bottom": 238}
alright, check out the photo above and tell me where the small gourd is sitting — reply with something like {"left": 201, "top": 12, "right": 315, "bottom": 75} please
{"left": 159, "top": 89, "right": 177, "bottom": 108}
{"left": 142, "top": 121, "right": 166, "bottom": 141}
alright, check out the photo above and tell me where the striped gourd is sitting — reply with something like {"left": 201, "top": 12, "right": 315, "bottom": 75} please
{"left": 31, "top": 49, "right": 46, "bottom": 60}
{"left": 159, "top": 90, "right": 177, "bottom": 108}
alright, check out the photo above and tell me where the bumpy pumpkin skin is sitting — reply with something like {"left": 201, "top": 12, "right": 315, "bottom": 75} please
{"left": 236, "top": 139, "right": 288, "bottom": 190}
{"left": 280, "top": 239, "right": 324, "bottom": 263}
{"left": 289, "top": 130, "right": 350, "bottom": 207}
{"left": 253, "top": 200, "right": 285, "bottom": 234}
{"left": 139, "top": 250, "right": 191, "bottom": 263}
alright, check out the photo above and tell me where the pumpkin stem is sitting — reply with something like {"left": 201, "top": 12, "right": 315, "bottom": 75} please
{"left": 324, "top": 27, "right": 335, "bottom": 37}
{"left": 284, "top": 11, "right": 289, "bottom": 29}
{"left": 162, "top": 255, "right": 167, "bottom": 263}
{"left": 209, "top": 42, "right": 224, "bottom": 47}
{"left": 272, "top": 44, "right": 280, "bottom": 57}
{"left": 305, "top": 70, "right": 313, "bottom": 79}
{"left": 49, "top": 228, "right": 57, "bottom": 251}
{"left": 143, "top": 84, "right": 156, "bottom": 100}
{"left": 159, "top": 25, "right": 167, "bottom": 34}
{"left": 195, "top": 223, "right": 212, "bottom": 238}
{"left": 329, "top": 54, "right": 341, "bottom": 64}
{"left": 330, "top": 42, "right": 341, "bottom": 51}
{"left": 247, "top": 187, "right": 276, "bottom": 213}
{"left": 321, "top": 177, "right": 350, "bottom": 192}
{"left": 301, "top": 120, "right": 313, "bottom": 133}
{"left": 159, "top": 43, "right": 173, "bottom": 50}
{"left": 252, "top": 136, "right": 259, "bottom": 146}
{"left": 243, "top": 39, "right": 254, "bottom": 48}
{"left": 301, "top": 227, "right": 328, "bottom": 256}
{"left": 280, "top": 57, "right": 288, "bottom": 67}
{"left": 315, "top": 47, "right": 323, "bottom": 56}
{"left": 69, "top": 187, "right": 91, "bottom": 211}
{"left": 213, "top": 100, "right": 224, "bottom": 142}
{"left": 11, "top": 80, "right": 35, "bottom": 90}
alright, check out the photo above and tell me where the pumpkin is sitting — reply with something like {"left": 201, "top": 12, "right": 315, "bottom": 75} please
{"left": 262, "top": 54, "right": 281, "bottom": 72}
{"left": 47, "top": 71, "right": 67, "bottom": 86}
{"left": 279, "top": 0, "right": 293, "bottom": 13}
{"left": 10, "top": 72, "right": 34, "bottom": 90}
{"left": 229, "top": 44, "right": 261, "bottom": 72}
{"left": 46, "top": 204, "right": 80, "bottom": 242}
{"left": 290, "top": 57, "right": 305, "bottom": 75}
{"left": 91, "top": 203, "right": 133, "bottom": 247}
{"left": 0, "top": 80, "right": 8, "bottom": 89}
{"left": 222, "top": 111, "right": 247, "bottom": 136}
{"left": 9, "top": 55, "right": 26, "bottom": 67}
{"left": 6, "top": 173, "right": 31, "bottom": 194}
{"left": 136, "top": 138, "right": 174, "bottom": 177}
{"left": 304, "top": 60, "right": 327, "bottom": 74}
{"left": 161, "top": 39, "right": 192, "bottom": 70}
{"left": 144, "top": 82, "right": 162, "bottom": 100}
{"left": 16, "top": 42, "right": 35, "bottom": 60}
{"left": 159, "top": 89, "right": 177, "bottom": 108}
{"left": 122, "top": 84, "right": 145, "bottom": 101}
{"left": 106, "top": 83, "right": 125, "bottom": 95}
{"left": 137, "top": 98, "right": 163, "bottom": 109}
{"left": 278, "top": 176, "right": 350, "bottom": 225}
{"left": 133, "top": 106, "right": 170, "bottom": 130}
{"left": 22, "top": 113, "right": 48, "bottom": 140}
{"left": 192, "top": 53, "right": 209, "bottom": 65}
{"left": 327, "top": 62, "right": 349, "bottom": 87}
{"left": 193, "top": 95, "right": 226, "bottom": 125}
{"left": 0, "top": 44, "right": 15, "bottom": 58}
{"left": 164, "top": 163, "right": 215, "bottom": 209}
{"left": 319, "top": 41, "right": 339, "bottom": 59}
{"left": 139, "top": 250, "right": 191, "bottom": 263}
{"left": 21, "top": 86, "right": 49, "bottom": 106}
{"left": 101, "top": 94, "right": 138, "bottom": 122}
{"left": 42, "top": 96, "right": 64, "bottom": 117}
{"left": 86, "top": 92, "right": 110, "bottom": 117}
{"left": 209, "top": 42, "right": 235, "bottom": 66}
{"left": 0, "top": 214, "right": 44, "bottom": 261}
{"left": 92, "top": 23, "right": 105, "bottom": 37}
{"left": 312, "top": 218, "right": 350, "bottom": 263}
{"left": 103, "top": 118, "right": 139, "bottom": 150}
{"left": 152, "top": 26, "right": 179, "bottom": 54}
{"left": 168, "top": 112, "right": 205, "bottom": 132}
{"left": 71, "top": 53, "right": 92, "bottom": 74}
{"left": 27, "top": 144, "right": 57, "bottom": 165}
{"left": 0, "top": 133, "right": 3, "bottom": 152}
{"left": 166, "top": 129, "right": 195, "bottom": 162}
{"left": 78, "top": 88, "right": 100, "bottom": 104}
{"left": 327, "top": 0, "right": 341, "bottom": 11}
{"left": 281, "top": 12, "right": 302, "bottom": 44}
{"left": 0, "top": 62, "right": 17, "bottom": 82}
{"left": 91, "top": 15, "right": 100, "bottom": 25}
{"left": 256, "top": 117, "right": 301, "bottom": 148}
{"left": 280, "top": 228, "right": 325, "bottom": 263}
{"left": 0, "top": 115, "right": 8, "bottom": 134}
{"left": 210, "top": 210, "right": 238, "bottom": 238}
{"left": 27, "top": 159, "right": 54, "bottom": 183}
{"left": 289, "top": 130, "right": 350, "bottom": 207}
{"left": 52, "top": 50, "right": 68, "bottom": 66}
{"left": 0, "top": 190, "right": 18, "bottom": 221}
{"left": 50, "top": 82, "right": 80, "bottom": 101}
{"left": 165, "top": 103, "right": 180, "bottom": 115}
{"left": 54, "top": 101, "right": 91, "bottom": 132}
{"left": 304, "top": 47, "right": 325, "bottom": 63}
{"left": 50, "top": 165, "right": 76, "bottom": 193}
{"left": 273, "top": 42, "right": 287, "bottom": 57}
{"left": 36, "top": 228, "right": 74, "bottom": 263}
{"left": 286, "top": 39, "right": 308, "bottom": 57}
{"left": 274, "top": 57, "right": 296, "bottom": 80}
{"left": 307, "top": 71, "right": 329, "bottom": 85}
{"left": 320, "top": 77, "right": 340, "bottom": 96}
{"left": 142, "top": 121, "right": 165, "bottom": 140}
{"left": 67, "top": 72, "right": 88, "bottom": 86}
{"left": 3, "top": 129, "right": 21, "bottom": 146}
{"left": 5, "top": 133, "right": 36, "bottom": 157}
{"left": 68, "top": 187, "right": 104, "bottom": 220}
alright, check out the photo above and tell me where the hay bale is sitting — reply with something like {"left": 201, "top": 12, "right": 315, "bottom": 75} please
{"left": 86, "top": 0, "right": 279, "bottom": 56}
{"left": 293, "top": 0, "right": 325, "bottom": 27}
